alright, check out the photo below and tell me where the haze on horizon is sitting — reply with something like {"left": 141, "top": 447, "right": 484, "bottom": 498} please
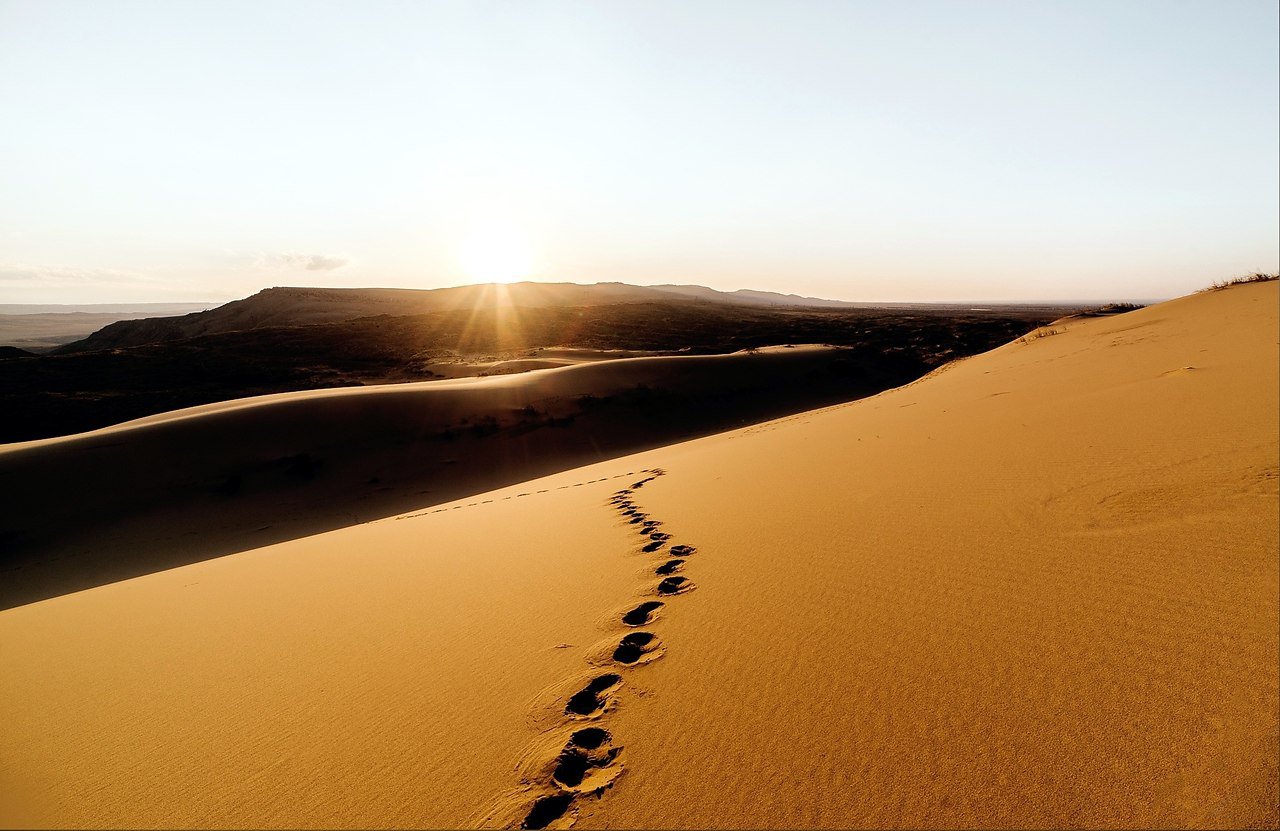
{"left": 1, "top": 0, "right": 1276, "bottom": 305}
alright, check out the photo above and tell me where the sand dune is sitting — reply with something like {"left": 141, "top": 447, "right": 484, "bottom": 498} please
{"left": 1, "top": 282, "right": 1275, "bottom": 828}
{"left": 421, "top": 347, "right": 660, "bottom": 379}
{"left": 0, "top": 345, "right": 898, "bottom": 609}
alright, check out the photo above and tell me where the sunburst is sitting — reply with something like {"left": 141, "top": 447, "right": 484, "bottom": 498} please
{"left": 458, "top": 220, "right": 533, "bottom": 285}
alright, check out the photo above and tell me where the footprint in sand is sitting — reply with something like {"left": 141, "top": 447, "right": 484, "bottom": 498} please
{"left": 552, "top": 727, "right": 623, "bottom": 791}
{"left": 612, "top": 632, "right": 661, "bottom": 665}
{"left": 668, "top": 544, "right": 696, "bottom": 557}
{"left": 622, "top": 601, "right": 663, "bottom": 626}
{"left": 522, "top": 793, "right": 573, "bottom": 829}
{"left": 654, "top": 559, "right": 684, "bottom": 575}
{"left": 656, "top": 576, "right": 693, "bottom": 595}
{"left": 564, "top": 673, "right": 622, "bottom": 717}
{"left": 648, "top": 531, "right": 672, "bottom": 542}
{"left": 641, "top": 539, "right": 666, "bottom": 553}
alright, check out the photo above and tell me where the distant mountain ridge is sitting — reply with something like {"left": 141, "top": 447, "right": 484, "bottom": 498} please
{"left": 55, "top": 282, "right": 866, "bottom": 353}
{"left": 0, "top": 303, "right": 219, "bottom": 353}
{"left": 649, "top": 285, "right": 869, "bottom": 308}
{"left": 0, "top": 302, "right": 217, "bottom": 315}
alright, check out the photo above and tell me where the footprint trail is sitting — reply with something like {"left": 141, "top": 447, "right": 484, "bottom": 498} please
{"left": 497, "top": 466, "right": 702, "bottom": 829}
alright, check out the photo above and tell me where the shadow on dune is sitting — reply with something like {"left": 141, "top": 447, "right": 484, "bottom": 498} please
{"left": 0, "top": 346, "right": 939, "bottom": 609}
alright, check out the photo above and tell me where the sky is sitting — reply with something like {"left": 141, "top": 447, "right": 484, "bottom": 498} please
{"left": 1, "top": 0, "right": 1276, "bottom": 304}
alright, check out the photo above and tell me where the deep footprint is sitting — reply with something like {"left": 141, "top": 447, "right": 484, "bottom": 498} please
{"left": 669, "top": 544, "right": 697, "bottom": 557}
{"left": 569, "top": 726, "right": 610, "bottom": 750}
{"left": 641, "top": 540, "right": 665, "bottom": 553}
{"left": 565, "top": 673, "right": 622, "bottom": 716}
{"left": 655, "top": 559, "right": 684, "bottom": 575}
{"left": 657, "top": 576, "right": 692, "bottom": 595}
{"left": 649, "top": 531, "right": 672, "bottom": 541}
{"left": 552, "top": 754, "right": 597, "bottom": 790}
{"left": 523, "top": 793, "right": 574, "bottom": 829}
{"left": 612, "top": 632, "right": 659, "bottom": 664}
{"left": 622, "top": 601, "right": 663, "bottom": 626}
{"left": 553, "top": 728, "right": 622, "bottom": 789}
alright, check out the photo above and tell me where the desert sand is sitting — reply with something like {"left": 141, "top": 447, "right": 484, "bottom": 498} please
{"left": 0, "top": 345, "right": 894, "bottom": 609}
{"left": 1, "top": 281, "right": 1276, "bottom": 828}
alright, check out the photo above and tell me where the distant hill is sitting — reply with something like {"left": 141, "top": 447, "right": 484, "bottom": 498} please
{"left": 651, "top": 285, "right": 872, "bottom": 308}
{"left": 55, "top": 282, "right": 871, "bottom": 353}
{"left": 1, "top": 296, "right": 1074, "bottom": 443}
{"left": 0, "top": 302, "right": 220, "bottom": 315}
{"left": 0, "top": 303, "right": 217, "bottom": 352}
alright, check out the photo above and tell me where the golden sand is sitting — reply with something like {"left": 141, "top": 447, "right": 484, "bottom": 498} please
{"left": 2, "top": 281, "right": 1275, "bottom": 828}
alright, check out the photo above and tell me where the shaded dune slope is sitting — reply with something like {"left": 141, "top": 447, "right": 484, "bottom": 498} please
{"left": 0, "top": 282, "right": 1274, "bottom": 829}
{"left": 0, "top": 346, "right": 901, "bottom": 609}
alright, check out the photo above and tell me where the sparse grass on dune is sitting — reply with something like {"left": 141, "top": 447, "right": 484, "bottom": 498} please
{"left": 1091, "top": 302, "right": 1144, "bottom": 314}
{"left": 1202, "top": 272, "right": 1278, "bottom": 291}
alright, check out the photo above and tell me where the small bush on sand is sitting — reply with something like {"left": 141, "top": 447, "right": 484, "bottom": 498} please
{"left": 1079, "top": 302, "right": 1144, "bottom": 317}
{"left": 1203, "top": 273, "right": 1277, "bottom": 292}
{"left": 1016, "top": 327, "right": 1060, "bottom": 344}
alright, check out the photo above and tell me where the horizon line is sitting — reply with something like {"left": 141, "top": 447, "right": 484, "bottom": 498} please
{"left": 0, "top": 278, "right": 1179, "bottom": 309}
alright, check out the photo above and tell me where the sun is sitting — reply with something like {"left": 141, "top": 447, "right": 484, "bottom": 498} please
{"left": 458, "top": 220, "right": 533, "bottom": 284}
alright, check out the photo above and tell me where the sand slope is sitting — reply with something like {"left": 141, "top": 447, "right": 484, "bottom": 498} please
{"left": 0, "top": 345, "right": 898, "bottom": 609}
{"left": 1, "top": 282, "right": 1275, "bottom": 828}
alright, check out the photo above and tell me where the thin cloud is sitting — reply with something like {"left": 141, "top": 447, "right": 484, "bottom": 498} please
{"left": 257, "top": 253, "right": 349, "bottom": 272}
{"left": 0, "top": 263, "right": 145, "bottom": 284}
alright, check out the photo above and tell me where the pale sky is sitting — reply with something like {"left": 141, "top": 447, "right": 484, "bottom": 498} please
{"left": 1, "top": 0, "right": 1276, "bottom": 304}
